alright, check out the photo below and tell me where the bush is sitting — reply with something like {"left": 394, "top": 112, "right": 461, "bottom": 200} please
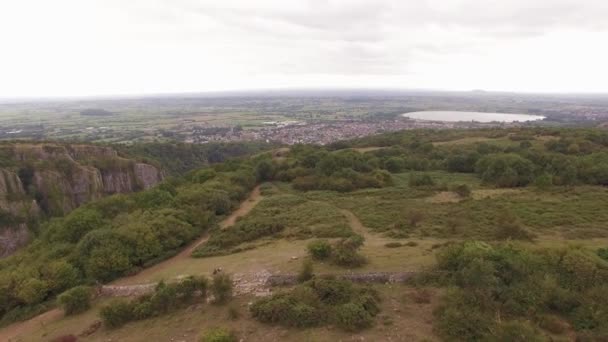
{"left": 384, "top": 242, "right": 402, "bottom": 248}
{"left": 307, "top": 240, "right": 332, "bottom": 260}
{"left": 334, "top": 302, "right": 374, "bottom": 331}
{"left": 100, "top": 299, "right": 134, "bottom": 328}
{"left": 200, "top": 327, "right": 237, "bottom": 342}
{"left": 409, "top": 174, "right": 435, "bottom": 187}
{"left": 310, "top": 277, "right": 355, "bottom": 305}
{"left": 330, "top": 236, "right": 367, "bottom": 267}
{"left": 211, "top": 273, "right": 233, "bottom": 304}
{"left": 99, "top": 276, "right": 208, "bottom": 327}
{"left": 250, "top": 279, "right": 380, "bottom": 331}
{"left": 298, "top": 259, "right": 314, "bottom": 282}
{"left": 57, "top": 286, "right": 92, "bottom": 315}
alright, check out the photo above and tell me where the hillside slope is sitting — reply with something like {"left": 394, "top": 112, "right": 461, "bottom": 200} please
{"left": 0, "top": 143, "right": 163, "bottom": 257}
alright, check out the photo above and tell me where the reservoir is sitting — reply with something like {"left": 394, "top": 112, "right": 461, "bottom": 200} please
{"left": 401, "top": 111, "right": 545, "bottom": 123}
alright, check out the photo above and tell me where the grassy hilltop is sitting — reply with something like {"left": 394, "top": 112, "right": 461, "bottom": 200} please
{"left": 2, "top": 127, "right": 608, "bottom": 341}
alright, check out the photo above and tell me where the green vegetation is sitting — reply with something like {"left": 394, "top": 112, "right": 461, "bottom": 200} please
{"left": 428, "top": 241, "right": 608, "bottom": 341}
{"left": 0, "top": 156, "right": 258, "bottom": 324}
{"left": 250, "top": 277, "right": 380, "bottom": 331}
{"left": 100, "top": 276, "right": 207, "bottom": 328}
{"left": 117, "top": 141, "right": 272, "bottom": 176}
{"left": 193, "top": 193, "right": 352, "bottom": 257}
{"left": 6, "top": 127, "right": 608, "bottom": 340}
{"left": 57, "top": 286, "right": 92, "bottom": 315}
{"left": 297, "top": 259, "right": 314, "bottom": 282}
{"left": 211, "top": 273, "right": 233, "bottom": 305}
{"left": 307, "top": 240, "right": 332, "bottom": 260}
{"left": 305, "top": 236, "right": 366, "bottom": 267}
{"left": 200, "top": 327, "right": 237, "bottom": 342}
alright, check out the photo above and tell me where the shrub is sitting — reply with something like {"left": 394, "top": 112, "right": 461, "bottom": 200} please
{"left": 250, "top": 279, "right": 379, "bottom": 331}
{"left": 434, "top": 290, "right": 496, "bottom": 341}
{"left": 309, "top": 277, "right": 354, "bottom": 305}
{"left": 298, "top": 259, "right": 314, "bottom": 283}
{"left": 334, "top": 302, "right": 374, "bottom": 331}
{"left": 307, "top": 240, "right": 332, "bottom": 260}
{"left": 200, "top": 327, "right": 237, "bottom": 342}
{"left": 384, "top": 242, "right": 402, "bottom": 248}
{"left": 99, "top": 276, "right": 208, "bottom": 327}
{"left": 57, "top": 286, "right": 92, "bottom": 315}
{"left": 211, "top": 273, "right": 233, "bottom": 304}
{"left": 405, "top": 241, "right": 419, "bottom": 247}
{"left": 409, "top": 174, "right": 435, "bottom": 187}
{"left": 331, "top": 237, "right": 367, "bottom": 267}
{"left": 100, "top": 299, "right": 134, "bottom": 328}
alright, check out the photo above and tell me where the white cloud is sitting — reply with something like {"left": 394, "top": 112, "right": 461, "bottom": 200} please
{"left": 0, "top": 0, "right": 607, "bottom": 97}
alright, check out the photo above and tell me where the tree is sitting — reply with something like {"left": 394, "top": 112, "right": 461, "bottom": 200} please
{"left": 16, "top": 278, "right": 48, "bottom": 305}
{"left": 57, "top": 286, "right": 92, "bottom": 315}
{"left": 43, "top": 260, "right": 80, "bottom": 293}
{"left": 100, "top": 299, "right": 134, "bottom": 328}
{"left": 475, "top": 154, "right": 535, "bottom": 187}
{"left": 255, "top": 160, "right": 274, "bottom": 182}
{"left": 446, "top": 152, "right": 479, "bottom": 173}
{"left": 384, "top": 157, "right": 405, "bottom": 173}
{"left": 55, "top": 208, "right": 105, "bottom": 243}
{"left": 76, "top": 230, "right": 133, "bottom": 281}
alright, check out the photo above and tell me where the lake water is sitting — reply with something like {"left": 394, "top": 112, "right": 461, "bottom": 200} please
{"left": 401, "top": 111, "right": 545, "bottom": 123}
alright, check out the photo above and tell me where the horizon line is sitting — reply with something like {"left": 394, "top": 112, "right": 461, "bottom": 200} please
{"left": 2, "top": 87, "right": 608, "bottom": 103}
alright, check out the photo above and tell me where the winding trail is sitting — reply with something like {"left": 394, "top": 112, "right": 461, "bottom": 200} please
{"left": 338, "top": 208, "right": 387, "bottom": 245}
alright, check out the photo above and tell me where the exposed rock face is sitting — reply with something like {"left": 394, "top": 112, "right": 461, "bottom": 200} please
{"left": 0, "top": 224, "right": 30, "bottom": 258}
{"left": 134, "top": 163, "right": 163, "bottom": 190}
{"left": 0, "top": 143, "right": 164, "bottom": 257}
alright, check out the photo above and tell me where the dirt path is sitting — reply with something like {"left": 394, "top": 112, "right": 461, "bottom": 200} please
{"left": 113, "top": 185, "right": 262, "bottom": 285}
{"left": 0, "top": 308, "right": 63, "bottom": 342}
{"left": 339, "top": 208, "right": 386, "bottom": 246}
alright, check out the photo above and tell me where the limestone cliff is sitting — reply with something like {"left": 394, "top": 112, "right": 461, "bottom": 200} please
{"left": 0, "top": 143, "right": 164, "bottom": 256}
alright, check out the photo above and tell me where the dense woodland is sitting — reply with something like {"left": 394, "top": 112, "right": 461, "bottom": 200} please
{"left": 115, "top": 141, "right": 272, "bottom": 176}
{"left": 2, "top": 127, "right": 608, "bottom": 340}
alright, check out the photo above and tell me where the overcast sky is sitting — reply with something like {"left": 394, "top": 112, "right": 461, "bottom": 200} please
{"left": 1, "top": 0, "right": 608, "bottom": 97}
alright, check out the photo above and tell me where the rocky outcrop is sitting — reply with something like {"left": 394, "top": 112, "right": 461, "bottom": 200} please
{"left": 0, "top": 224, "right": 29, "bottom": 258}
{"left": 0, "top": 169, "right": 41, "bottom": 257}
{"left": 0, "top": 143, "right": 164, "bottom": 257}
